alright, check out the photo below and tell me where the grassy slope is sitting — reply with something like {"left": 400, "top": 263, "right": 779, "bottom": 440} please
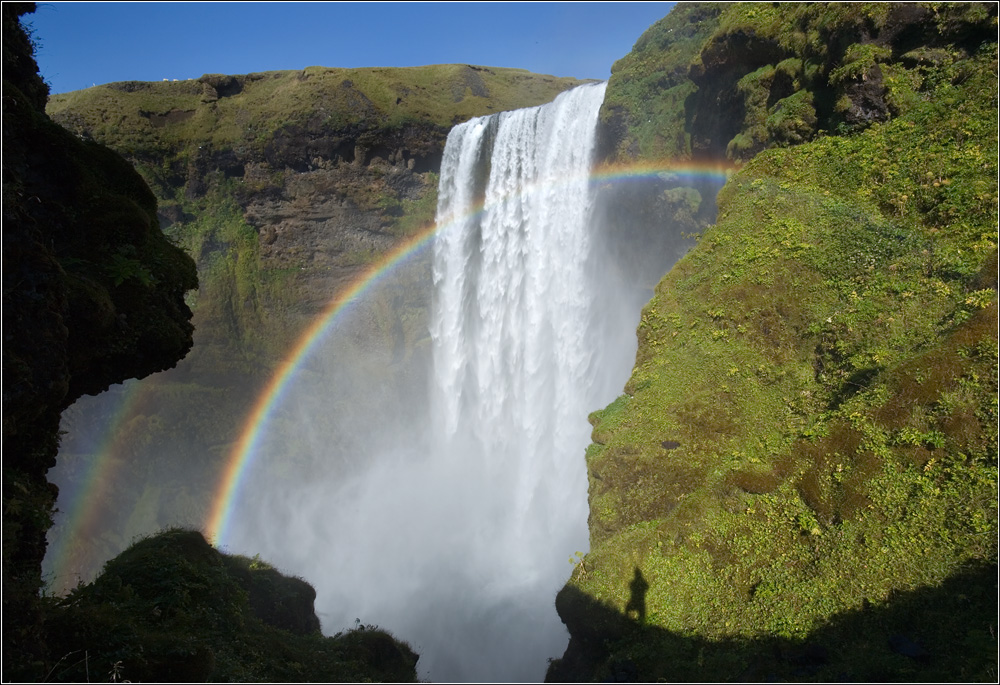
{"left": 45, "top": 64, "right": 586, "bottom": 366}
{"left": 47, "top": 64, "right": 587, "bottom": 158}
{"left": 556, "top": 4, "right": 997, "bottom": 682}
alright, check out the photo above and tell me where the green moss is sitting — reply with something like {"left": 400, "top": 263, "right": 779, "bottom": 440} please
{"left": 562, "top": 29, "right": 998, "bottom": 682}
{"left": 599, "top": 3, "right": 724, "bottom": 161}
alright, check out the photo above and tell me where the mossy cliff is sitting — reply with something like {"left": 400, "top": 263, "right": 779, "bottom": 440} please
{"left": 3, "top": 3, "right": 196, "bottom": 677}
{"left": 550, "top": 3, "right": 997, "bottom": 682}
{"left": 599, "top": 1, "right": 996, "bottom": 163}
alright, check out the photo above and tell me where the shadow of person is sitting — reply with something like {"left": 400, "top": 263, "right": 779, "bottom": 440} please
{"left": 624, "top": 567, "right": 649, "bottom": 624}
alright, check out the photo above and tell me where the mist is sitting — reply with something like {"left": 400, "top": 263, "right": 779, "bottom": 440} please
{"left": 44, "top": 82, "right": 725, "bottom": 682}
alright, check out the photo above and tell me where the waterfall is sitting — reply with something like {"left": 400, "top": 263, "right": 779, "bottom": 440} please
{"left": 44, "top": 76, "right": 726, "bottom": 683}
{"left": 214, "top": 82, "right": 616, "bottom": 683}
{"left": 431, "top": 80, "right": 606, "bottom": 579}
{"left": 422, "top": 82, "right": 608, "bottom": 680}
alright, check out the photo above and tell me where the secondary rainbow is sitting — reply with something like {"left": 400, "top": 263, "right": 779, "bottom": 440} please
{"left": 205, "top": 159, "right": 736, "bottom": 547}
{"left": 44, "top": 380, "right": 147, "bottom": 592}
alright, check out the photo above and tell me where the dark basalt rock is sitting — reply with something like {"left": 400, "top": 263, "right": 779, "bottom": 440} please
{"left": 839, "top": 63, "right": 891, "bottom": 127}
{"left": 2, "top": 4, "right": 197, "bottom": 678}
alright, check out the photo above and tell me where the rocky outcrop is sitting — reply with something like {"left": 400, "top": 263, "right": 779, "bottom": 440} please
{"left": 2, "top": 4, "right": 197, "bottom": 678}
{"left": 44, "top": 529, "right": 419, "bottom": 682}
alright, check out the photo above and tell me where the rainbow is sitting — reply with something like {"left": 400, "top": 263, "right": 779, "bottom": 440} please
{"left": 44, "top": 379, "right": 146, "bottom": 592}
{"left": 591, "top": 159, "right": 735, "bottom": 185}
{"left": 203, "top": 220, "right": 442, "bottom": 546}
{"left": 204, "top": 159, "right": 735, "bottom": 547}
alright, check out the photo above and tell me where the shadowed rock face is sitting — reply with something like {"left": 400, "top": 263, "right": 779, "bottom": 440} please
{"left": 3, "top": 4, "right": 196, "bottom": 677}
{"left": 43, "top": 529, "right": 419, "bottom": 683}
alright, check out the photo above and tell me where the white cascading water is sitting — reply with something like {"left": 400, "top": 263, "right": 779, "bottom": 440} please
{"left": 224, "top": 82, "right": 622, "bottom": 682}
{"left": 424, "top": 81, "right": 609, "bottom": 680}
{"left": 431, "top": 81, "right": 607, "bottom": 589}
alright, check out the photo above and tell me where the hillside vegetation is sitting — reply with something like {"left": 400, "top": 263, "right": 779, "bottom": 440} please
{"left": 44, "top": 63, "right": 585, "bottom": 390}
{"left": 47, "top": 63, "right": 586, "bottom": 362}
{"left": 551, "top": 3, "right": 998, "bottom": 682}
{"left": 49, "top": 64, "right": 587, "bottom": 161}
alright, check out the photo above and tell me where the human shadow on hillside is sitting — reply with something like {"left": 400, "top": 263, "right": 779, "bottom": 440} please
{"left": 623, "top": 567, "right": 649, "bottom": 624}
{"left": 547, "top": 561, "right": 997, "bottom": 683}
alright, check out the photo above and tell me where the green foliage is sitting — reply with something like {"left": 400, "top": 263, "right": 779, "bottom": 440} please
{"left": 600, "top": 3, "right": 724, "bottom": 161}
{"left": 567, "top": 23, "right": 998, "bottom": 682}
{"left": 47, "top": 65, "right": 585, "bottom": 166}
{"left": 602, "top": 1, "right": 998, "bottom": 163}
{"left": 105, "top": 253, "right": 156, "bottom": 287}
{"left": 829, "top": 43, "right": 893, "bottom": 85}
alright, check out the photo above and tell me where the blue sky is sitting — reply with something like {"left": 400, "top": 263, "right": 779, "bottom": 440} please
{"left": 28, "top": 2, "right": 677, "bottom": 95}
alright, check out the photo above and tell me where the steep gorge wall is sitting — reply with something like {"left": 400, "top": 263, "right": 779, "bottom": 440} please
{"left": 551, "top": 3, "right": 998, "bottom": 682}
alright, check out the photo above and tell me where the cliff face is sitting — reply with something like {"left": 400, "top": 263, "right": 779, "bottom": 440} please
{"left": 2, "top": 4, "right": 197, "bottom": 677}
{"left": 47, "top": 64, "right": 588, "bottom": 362}
{"left": 41, "top": 63, "right": 589, "bottom": 588}
{"left": 551, "top": 3, "right": 997, "bottom": 682}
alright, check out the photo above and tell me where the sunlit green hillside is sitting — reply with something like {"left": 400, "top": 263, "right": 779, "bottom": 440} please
{"left": 552, "top": 3, "right": 998, "bottom": 682}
